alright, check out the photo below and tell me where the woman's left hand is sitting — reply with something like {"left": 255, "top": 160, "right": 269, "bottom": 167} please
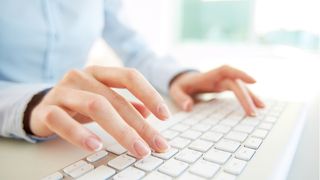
{"left": 169, "top": 65, "right": 265, "bottom": 116}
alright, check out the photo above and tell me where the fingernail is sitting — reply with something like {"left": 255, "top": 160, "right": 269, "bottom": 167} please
{"left": 85, "top": 137, "right": 103, "bottom": 151}
{"left": 133, "top": 140, "right": 150, "bottom": 157}
{"left": 183, "top": 100, "right": 192, "bottom": 111}
{"left": 158, "top": 103, "right": 171, "bottom": 119}
{"left": 154, "top": 135, "right": 170, "bottom": 152}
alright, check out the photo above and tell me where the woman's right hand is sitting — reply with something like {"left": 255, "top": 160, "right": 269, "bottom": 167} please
{"left": 29, "top": 66, "right": 171, "bottom": 158}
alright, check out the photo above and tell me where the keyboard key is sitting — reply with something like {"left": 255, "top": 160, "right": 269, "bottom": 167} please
{"left": 183, "top": 118, "right": 201, "bottom": 125}
{"left": 220, "top": 118, "right": 240, "bottom": 127}
{"left": 241, "top": 118, "right": 260, "bottom": 127}
{"left": 152, "top": 148, "right": 178, "bottom": 160}
{"left": 191, "top": 123, "right": 211, "bottom": 132}
{"left": 258, "top": 122, "right": 273, "bottom": 130}
{"left": 42, "top": 172, "right": 63, "bottom": 180}
{"left": 215, "top": 172, "right": 236, "bottom": 180}
{"left": 175, "top": 149, "right": 202, "bottom": 164}
{"left": 252, "top": 129, "right": 268, "bottom": 139}
{"left": 113, "top": 167, "right": 145, "bottom": 180}
{"left": 63, "top": 160, "right": 87, "bottom": 174}
{"left": 200, "top": 131, "right": 223, "bottom": 142}
{"left": 264, "top": 116, "right": 277, "bottom": 123}
{"left": 244, "top": 137, "right": 263, "bottom": 150}
{"left": 171, "top": 124, "right": 189, "bottom": 132}
{"left": 106, "top": 144, "right": 127, "bottom": 155}
{"left": 188, "top": 139, "right": 213, "bottom": 152}
{"left": 180, "top": 130, "right": 202, "bottom": 140}
{"left": 68, "top": 163, "right": 94, "bottom": 178}
{"left": 158, "top": 159, "right": 189, "bottom": 177}
{"left": 215, "top": 139, "right": 240, "bottom": 153}
{"left": 162, "top": 130, "right": 179, "bottom": 140}
{"left": 86, "top": 150, "right": 108, "bottom": 163}
{"left": 201, "top": 118, "right": 220, "bottom": 126}
{"left": 135, "top": 156, "right": 163, "bottom": 171}
{"left": 189, "top": 159, "right": 220, "bottom": 178}
{"left": 77, "top": 165, "right": 115, "bottom": 180}
{"left": 225, "top": 131, "right": 248, "bottom": 143}
{"left": 142, "top": 171, "right": 172, "bottom": 180}
{"left": 233, "top": 124, "right": 255, "bottom": 134}
{"left": 169, "top": 137, "right": 191, "bottom": 149}
{"left": 204, "top": 149, "right": 231, "bottom": 164}
{"left": 211, "top": 124, "right": 231, "bottom": 134}
{"left": 108, "top": 154, "right": 136, "bottom": 171}
{"left": 178, "top": 172, "right": 206, "bottom": 180}
{"left": 224, "top": 158, "right": 247, "bottom": 175}
{"left": 235, "top": 147, "right": 255, "bottom": 161}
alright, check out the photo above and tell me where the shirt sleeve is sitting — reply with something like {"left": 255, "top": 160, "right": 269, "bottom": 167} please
{"left": 102, "top": 1, "right": 194, "bottom": 94}
{"left": 0, "top": 81, "right": 53, "bottom": 143}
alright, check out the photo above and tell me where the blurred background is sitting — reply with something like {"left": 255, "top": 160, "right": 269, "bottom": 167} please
{"left": 88, "top": 0, "right": 320, "bottom": 102}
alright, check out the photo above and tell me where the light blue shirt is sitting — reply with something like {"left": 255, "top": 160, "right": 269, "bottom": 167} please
{"left": 0, "top": 0, "right": 189, "bottom": 142}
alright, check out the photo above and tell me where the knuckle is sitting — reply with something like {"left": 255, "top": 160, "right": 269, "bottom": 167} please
{"left": 84, "top": 65, "right": 98, "bottom": 74}
{"left": 62, "top": 69, "right": 86, "bottom": 84}
{"left": 86, "top": 95, "right": 107, "bottom": 113}
{"left": 125, "top": 68, "right": 141, "bottom": 82}
{"left": 219, "top": 65, "right": 231, "bottom": 74}
{"left": 136, "top": 122, "right": 151, "bottom": 137}
{"left": 42, "top": 106, "right": 60, "bottom": 125}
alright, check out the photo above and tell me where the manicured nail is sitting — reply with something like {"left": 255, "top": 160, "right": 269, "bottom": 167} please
{"left": 154, "top": 135, "right": 170, "bottom": 152}
{"left": 158, "top": 103, "right": 171, "bottom": 119}
{"left": 134, "top": 140, "right": 150, "bottom": 157}
{"left": 85, "top": 137, "right": 103, "bottom": 151}
{"left": 183, "top": 100, "right": 192, "bottom": 111}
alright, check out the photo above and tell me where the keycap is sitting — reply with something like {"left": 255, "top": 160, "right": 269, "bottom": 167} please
{"left": 264, "top": 116, "right": 277, "bottom": 123}
{"left": 63, "top": 160, "right": 87, "bottom": 174}
{"left": 252, "top": 129, "right": 268, "bottom": 139}
{"left": 152, "top": 148, "right": 178, "bottom": 160}
{"left": 200, "top": 118, "right": 220, "bottom": 126}
{"left": 244, "top": 137, "right": 263, "bottom": 150}
{"left": 158, "top": 159, "right": 189, "bottom": 177}
{"left": 200, "top": 131, "right": 223, "bottom": 142}
{"left": 215, "top": 172, "right": 236, "bottom": 180}
{"left": 258, "top": 122, "right": 273, "bottom": 130}
{"left": 215, "top": 139, "right": 240, "bottom": 153}
{"left": 86, "top": 150, "right": 108, "bottom": 163}
{"left": 107, "top": 154, "right": 136, "bottom": 171}
{"left": 183, "top": 118, "right": 200, "bottom": 125}
{"left": 211, "top": 124, "right": 231, "bottom": 134}
{"left": 142, "top": 171, "right": 172, "bottom": 180}
{"left": 77, "top": 165, "right": 115, "bottom": 180}
{"left": 204, "top": 149, "right": 231, "bottom": 164}
{"left": 162, "top": 130, "right": 179, "bottom": 140}
{"left": 175, "top": 149, "right": 202, "bottom": 164}
{"left": 135, "top": 155, "right": 163, "bottom": 171}
{"left": 180, "top": 130, "right": 202, "bottom": 140}
{"left": 191, "top": 123, "right": 211, "bottom": 132}
{"left": 68, "top": 163, "right": 94, "bottom": 178}
{"left": 225, "top": 131, "right": 248, "bottom": 143}
{"left": 178, "top": 172, "right": 206, "bottom": 180}
{"left": 220, "top": 118, "right": 240, "bottom": 127}
{"left": 169, "top": 137, "right": 191, "bottom": 149}
{"left": 233, "top": 124, "right": 255, "bottom": 133}
{"left": 42, "top": 172, "right": 63, "bottom": 180}
{"left": 106, "top": 144, "right": 127, "bottom": 155}
{"left": 113, "top": 167, "right": 145, "bottom": 180}
{"left": 235, "top": 147, "right": 255, "bottom": 161}
{"left": 188, "top": 139, "right": 213, "bottom": 152}
{"left": 224, "top": 158, "right": 247, "bottom": 175}
{"left": 171, "top": 124, "right": 189, "bottom": 132}
{"left": 240, "top": 118, "right": 260, "bottom": 127}
{"left": 189, "top": 159, "right": 220, "bottom": 178}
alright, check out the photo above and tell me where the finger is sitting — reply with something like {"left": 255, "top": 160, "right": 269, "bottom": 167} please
{"left": 218, "top": 65, "right": 256, "bottom": 83}
{"left": 227, "top": 79, "right": 257, "bottom": 116}
{"left": 39, "top": 105, "right": 103, "bottom": 151}
{"left": 170, "top": 86, "right": 194, "bottom": 111}
{"left": 131, "top": 102, "right": 151, "bottom": 118}
{"left": 247, "top": 89, "right": 265, "bottom": 108}
{"left": 85, "top": 66, "right": 171, "bottom": 120}
{"left": 51, "top": 88, "right": 151, "bottom": 158}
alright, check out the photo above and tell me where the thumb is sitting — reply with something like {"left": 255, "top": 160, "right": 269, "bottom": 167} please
{"left": 171, "top": 87, "right": 194, "bottom": 111}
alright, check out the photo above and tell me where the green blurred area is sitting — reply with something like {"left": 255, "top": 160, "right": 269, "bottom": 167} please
{"left": 180, "top": 0, "right": 320, "bottom": 51}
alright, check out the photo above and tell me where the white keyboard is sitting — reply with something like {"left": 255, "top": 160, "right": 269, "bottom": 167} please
{"left": 43, "top": 98, "right": 286, "bottom": 180}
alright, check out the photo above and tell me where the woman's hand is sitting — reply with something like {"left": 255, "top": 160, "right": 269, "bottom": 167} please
{"left": 30, "top": 66, "right": 170, "bottom": 158}
{"left": 169, "top": 65, "right": 265, "bottom": 116}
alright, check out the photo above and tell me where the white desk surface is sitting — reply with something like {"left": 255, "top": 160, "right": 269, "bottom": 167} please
{"left": 0, "top": 45, "right": 319, "bottom": 179}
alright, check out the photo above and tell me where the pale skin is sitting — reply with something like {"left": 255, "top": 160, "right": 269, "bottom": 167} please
{"left": 29, "top": 65, "right": 264, "bottom": 159}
